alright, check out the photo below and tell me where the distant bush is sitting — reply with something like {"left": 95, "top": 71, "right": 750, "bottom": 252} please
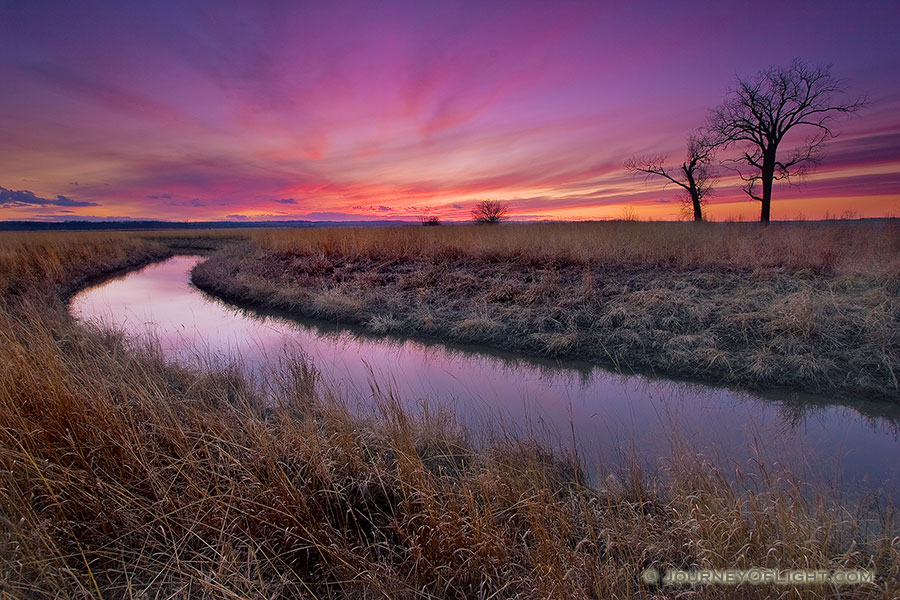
{"left": 471, "top": 200, "right": 510, "bottom": 224}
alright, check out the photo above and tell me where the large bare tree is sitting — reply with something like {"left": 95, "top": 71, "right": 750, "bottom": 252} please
{"left": 625, "top": 133, "right": 715, "bottom": 222}
{"left": 707, "top": 59, "right": 865, "bottom": 223}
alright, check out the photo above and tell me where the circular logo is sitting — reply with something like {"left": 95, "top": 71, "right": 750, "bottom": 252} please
{"left": 641, "top": 568, "right": 659, "bottom": 584}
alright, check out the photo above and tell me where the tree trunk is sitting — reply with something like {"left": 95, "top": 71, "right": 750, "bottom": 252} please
{"left": 685, "top": 168, "right": 703, "bottom": 222}
{"left": 691, "top": 192, "right": 703, "bottom": 222}
{"left": 760, "top": 157, "right": 775, "bottom": 224}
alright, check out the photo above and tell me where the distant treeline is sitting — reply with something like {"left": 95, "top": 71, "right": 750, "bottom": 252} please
{"left": 0, "top": 220, "right": 416, "bottom": 231}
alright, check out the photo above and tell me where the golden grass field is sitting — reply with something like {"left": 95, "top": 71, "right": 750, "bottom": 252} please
{"left": 1, "top": 225, "right": 898, "bottom": 598}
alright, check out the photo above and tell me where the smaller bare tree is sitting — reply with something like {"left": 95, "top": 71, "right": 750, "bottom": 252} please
{"left": 625, "top": 133, "right": 715, "bottom": 222}
{"left": 471, "top": 200, "right": 510, "bottom": 224}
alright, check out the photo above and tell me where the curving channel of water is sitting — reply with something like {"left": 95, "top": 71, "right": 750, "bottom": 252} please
{"left": 70, "top": 255, "right": 900, "bottom": 495}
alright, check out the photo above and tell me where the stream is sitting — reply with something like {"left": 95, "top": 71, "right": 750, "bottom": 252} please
{"left": 70, "top": 255, "right": 900, "bottom": 495}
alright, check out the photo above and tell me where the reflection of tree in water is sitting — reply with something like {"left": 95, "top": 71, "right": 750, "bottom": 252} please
{"left": 769, "top": 393, "right": 900, "bottom": 438}
{"left": 618, "top": 370, "right": 900, "bottom": 442}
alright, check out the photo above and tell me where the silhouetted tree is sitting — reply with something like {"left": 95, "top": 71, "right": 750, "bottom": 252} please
{"left": 625, "top": 133, "right": 715, "bottom": 222}
{"left": 707, "top": 59, "right": 865, "bottom": 223}
{"left": 471, "top": 200, "right": 510, "bottom": 224}
{"left": 420, "top": 214, "right": 441, "bottom": 226}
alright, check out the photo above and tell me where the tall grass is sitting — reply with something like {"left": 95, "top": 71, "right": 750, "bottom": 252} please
{"left": 1, "top": 230, "right": 898, "bottom": 598}
{"left": 248, "top": 221, "right": 900, "bottom": 276}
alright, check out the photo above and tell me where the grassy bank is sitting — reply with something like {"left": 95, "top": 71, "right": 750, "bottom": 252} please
{"left": 1, "top": 230, "right": 898, "bottom": 598}
{"left": 192, "top": 221, "right": 900, "bottom": 399}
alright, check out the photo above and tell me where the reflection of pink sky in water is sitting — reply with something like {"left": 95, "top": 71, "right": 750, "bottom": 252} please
{"left": 71, "top": 256, "right": 900, "bottom": 493}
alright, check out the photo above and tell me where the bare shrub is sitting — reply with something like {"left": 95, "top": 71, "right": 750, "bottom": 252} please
{"left": 471, "top": 200, "right": 510, "bottom": 224}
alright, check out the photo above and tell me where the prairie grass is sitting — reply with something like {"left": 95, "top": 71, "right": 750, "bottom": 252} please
{"left": 0, "top": 230, "right": 898, "bottom": 598}
{"left": 246, "top": 220, "right": 900, "bottom": 276}
{"left": 194, "top": 221, "right": 900, "bottom": 398}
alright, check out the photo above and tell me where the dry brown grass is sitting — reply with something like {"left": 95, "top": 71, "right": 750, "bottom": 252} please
{"left": 1, "top": 230, "right": 898, "bottom": 598}
{"left": 246, "top": 221, "right": 900, "bottom": 276}
{"left": 193, "top": 221, "right": 900, "bottom": 398}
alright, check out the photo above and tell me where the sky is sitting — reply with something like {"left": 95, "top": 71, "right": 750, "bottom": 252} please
{"left": 1, "top": 0, "right": 898, "bottom": 222}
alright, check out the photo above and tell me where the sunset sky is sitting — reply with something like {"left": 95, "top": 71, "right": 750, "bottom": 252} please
{"left": 1, "top": 0, "right": 898, "bottom": 222}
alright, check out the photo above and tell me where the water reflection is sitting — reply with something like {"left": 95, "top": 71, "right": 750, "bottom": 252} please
{"left": 70, "top": 255, "right": 900, "bottom": 494}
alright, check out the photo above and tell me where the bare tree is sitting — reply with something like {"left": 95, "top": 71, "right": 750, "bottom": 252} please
{"left": 471, "top": 200, "right": 510, "bottom": 224}
{"left": 625, "top": 133, "right": 715, "bottom": 222}
{"left": 707, "top": 59, "right": 865, "bottom": 223}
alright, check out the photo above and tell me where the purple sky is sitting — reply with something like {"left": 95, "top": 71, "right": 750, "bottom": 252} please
{"left": 1, "top": 0, "right": 898, "bottom": 221}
